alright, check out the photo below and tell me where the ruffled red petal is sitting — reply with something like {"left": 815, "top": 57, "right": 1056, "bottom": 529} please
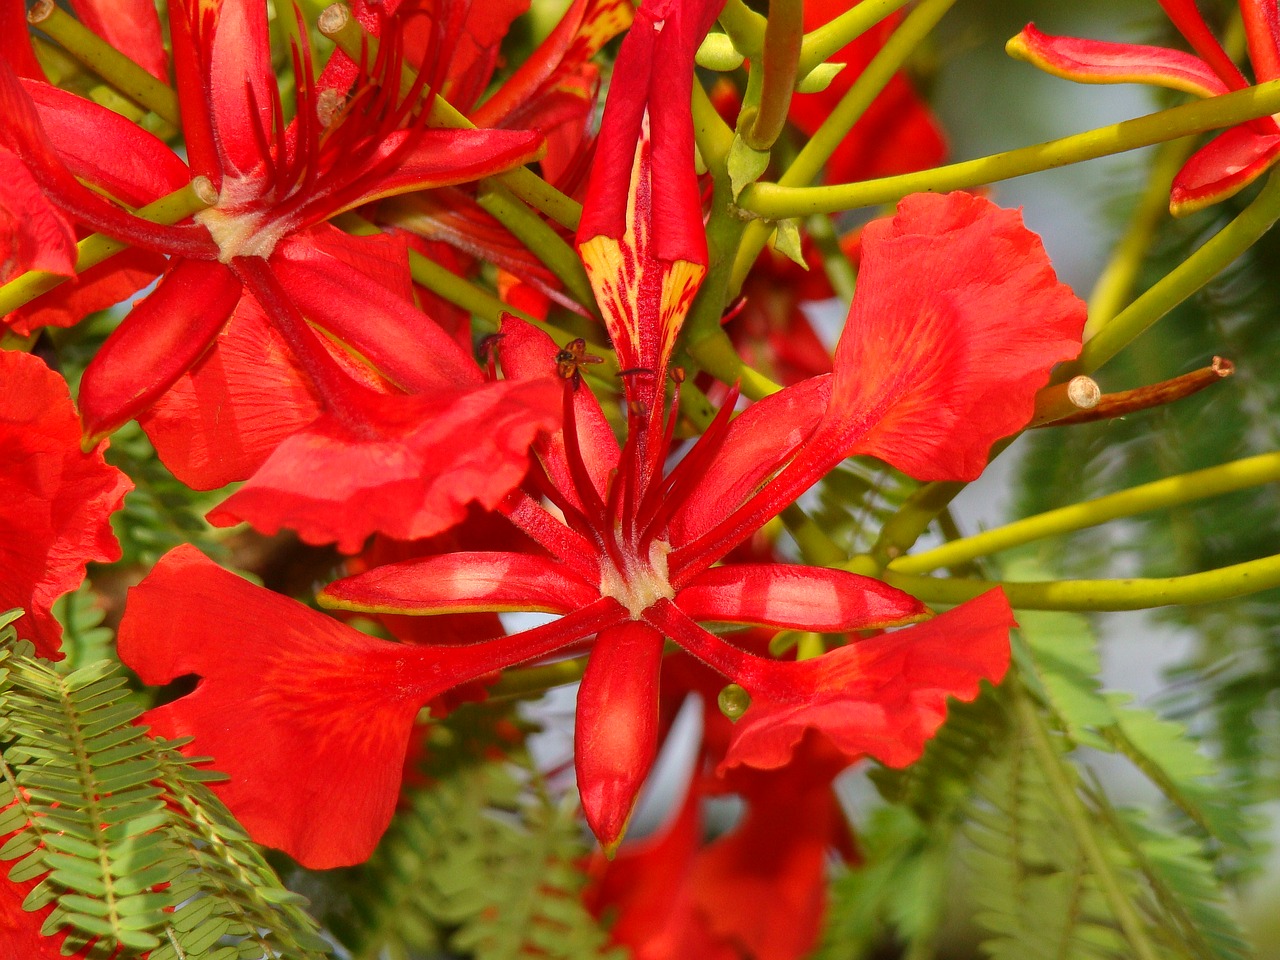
{"left": 207, "top": 377, "right": 560, "bottom": 553}
{"left": 0, "top": 351, "right": 130, "bottom": 658}
{"left": 720, "top": 590, "right": 1015, "bottom": 772}
{"left": 824, "top": 191, "right": 1086, "bottom": 482}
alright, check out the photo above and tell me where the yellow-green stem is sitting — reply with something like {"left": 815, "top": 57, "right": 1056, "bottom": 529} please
{"left": 738, "top": 76, "right": 1280, "bottom": 222}
{"left": 477, "top": 183, "right": 597, "bottom": 312}
{"left": 731, "top": 0, "right": 959, "bottom": 292}
{"left": 687, "top": 327, "right": 783, "bottom": 399}
{"left": 807, "top": 212, "right": 856, "bottom": 302}
{"left": 0, "top": 182, "right": 210, "bottom": 316}
{"left": 890, "top": 452, "right": 1280, "bottom": 574}
{"left": 1085, "top": 135, "right": 1193, "bottom": 335}
{"left": 1064, "top": 168, "right": 1280, "bottom": 378}
{"left": 884, "top": 552, "right": 1280, "bottom": 610}
{"left": 718, "top": 0, "right": 767, "bottom": 56}
{"left": 797, "top": 0, "right": 916, "bottom": 77}
{"left": 28, "top": 1, "right": 181, "bottom": 125}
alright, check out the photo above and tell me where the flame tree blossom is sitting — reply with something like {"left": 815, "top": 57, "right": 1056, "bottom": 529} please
{"left": 1009, "top": 0, "right": 1280, "bottom": 214}
{"left": 1, "top": 0, "right": 565, "bottom": 552}
{"left": 115, "top": 0, "right": 1084, "bottom": 869}
{"left": 0, "top": 350, "right": 131, "bottom": 659}
{"left": 117, "top": 179, "right": 1084, "bottom": 867}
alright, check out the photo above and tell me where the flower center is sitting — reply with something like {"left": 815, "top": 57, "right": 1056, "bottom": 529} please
{"left": 194, "top": 175, "right": 292, "bottom": 262}
{"left": 599, "top": 538, "right": 675, "bottom": 619}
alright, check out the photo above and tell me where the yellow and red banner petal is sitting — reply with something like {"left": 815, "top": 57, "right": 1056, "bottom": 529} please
{"left": 320, "top": 551, "right": 601, "bottom": 616}
{"left": 675, "top": 564, "right": 926, "bottom": 632}
{"left": 1007, "top": 23, "right": 1230, "bottom": 98}
{"left": 0, "top": 351, "right": 131, "bottom": 659}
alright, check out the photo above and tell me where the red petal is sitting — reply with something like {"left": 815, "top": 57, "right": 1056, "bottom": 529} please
{"left": 0, "top": 148, "right": 77, "bottom": 281}
{"left": 78, "top": 260, "right": 241, "bottom": 441}
{"left": 202, "top": 0, "right": 277, "bottom": 178}
{"left": 1007, "top": 24, "right": 1228, "bottom": 98}
{"left": 69, "top": 0, "right": 168, "bottom": 80}
{"left": 676, "top": 564, "right": 926, "bottom": 632}
{"left": 497, "top": 316, "right": 619, "bottom": 510}
{"left": 321, "top": 551, "right": 600, "bottom": 615}
{"left": 720, "top": 590, "right": 1015, "bottom": 772}
{"left": 119, "top": 546, "right": 627, "bottom": 866}
{"left": 27, "top": 82, "right": 190, "bottom": 206}
{"left": 273, "top": 230, "right": 481, "bottom": 392}
{"left": 576, "top": 621, "right": 666, "bottom": 851}
{"left": 138, "top": 292, "right": 324, "bottom": 489}
{"left": 667, "top": 375, "right": 828, "bottom": 546}
{"left": 1157, "top": 0, "right": 1250, "bottom": 89}
{"left": 1242, "top": 0, "right": 1280, "bottom": 82}
{"left": 338, "top": 129, "right": 547, "bottom": 210}
{"left": 824, "top": 192, "right": 1085, "bottom": 481}
{"left": 1170, "top": 125, "right": 1280, "bottom": 215}
{"left": 689, "top": 775, "right": 837, "bottom": 960}
{"left": 207, "top": 378, "right": 561, "bottom": 553}
{"left": 120, "top": 547, "right": 424, "bottom": 868}
{"left": 0, "top": 351, "right": 130, "bottom": 658}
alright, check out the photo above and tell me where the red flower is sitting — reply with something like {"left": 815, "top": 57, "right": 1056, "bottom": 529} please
{"left": 115, "top": 0, "right": 1083, "bottom": 866}
{"left": 1009, "top": 0, "right": 1280, "bottom": 214}
{"left": 3, "top": 1, "right": 566, "bottom": 551}
{"left": 0, "top": 350, "right": 131, "bottom": 659}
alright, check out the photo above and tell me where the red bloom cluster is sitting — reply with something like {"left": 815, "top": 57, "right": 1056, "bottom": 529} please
{"left": 0, "top": 0, "right": 1090, "bottom": 955}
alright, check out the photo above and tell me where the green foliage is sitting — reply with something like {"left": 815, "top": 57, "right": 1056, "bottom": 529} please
{"left": 320, "top": 704, "right": 622, "bottom": 960}
{"left": 0, "top": 615, "right": 329, "bottom": 959}
{"left": 1012, "top": 186, "right": 1280, "bottom": 796}
{"left": 52, "top": 580, "right": 117, "bottom": 672}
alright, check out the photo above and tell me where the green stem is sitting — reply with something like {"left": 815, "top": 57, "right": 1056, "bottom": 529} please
{"left": 884, "top": 552, "right": 1280, "bottom": 610}
{"left": 1085, "top": 139, "right": 1191, "bottom": 335}
{"left": 889, "top": 452, "right": 1280, "bottom": 575}
{"left": 731, "top": 0, "right": 959, "bottom": 293}
{"left": 781, "top": 504, "right": 848, "bottom": 566}
{"left": 806, "top": 212, "right": 856, "bottom": 302}
{"left": 744, "top": 0, "right": 804, "bottom": 152}
{"left": 28, "top": 0, "right": 181, "bottom": 125}
{"left": 476, "top": 182, "right": 597, "bottom": 312}
{"left": 797, "top": 0, "right": 916, "bottom": 77}
{"left": 692, "top": 80, "right": 737, "bottom": 169}
{"left": 319, "top": 3, "right": 582, "bottom": 230}
{"left": 686, "top": 327, "right": 783, "bottom": 399}
{"left": 1064, "top": 168, "right": 1280, "bottom": 378}
{"left": 737, "top": 76, "right": 1280, "bottom": 221}
{"left": 718, "top": 0, "right": 767, "bottom": 56}
{"left": 869, "top": 480, "right": 965, "bottom": 568}
{"left": 1013, "top": 686, "right": 1164, "bottom": 960}
{"left": 0, "top": 181, "right": 211, "bottom": 316}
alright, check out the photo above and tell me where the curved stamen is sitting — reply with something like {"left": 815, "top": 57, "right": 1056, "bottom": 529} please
{"left": 561, "top": 382, "right": 608, "bottom": 529}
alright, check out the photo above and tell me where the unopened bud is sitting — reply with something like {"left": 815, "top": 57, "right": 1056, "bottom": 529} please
{"left": 717, "top": 683, "right": 751, "bottom": 721}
